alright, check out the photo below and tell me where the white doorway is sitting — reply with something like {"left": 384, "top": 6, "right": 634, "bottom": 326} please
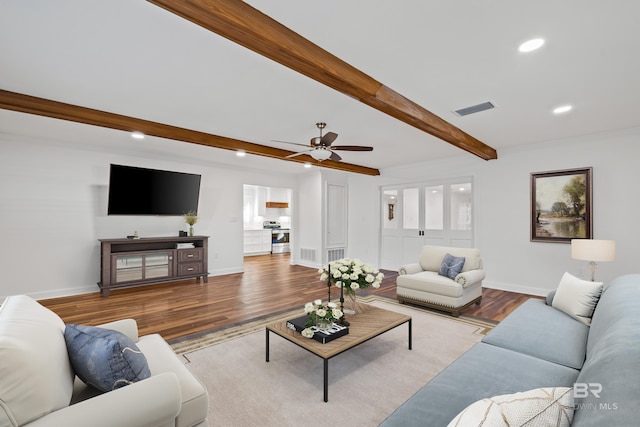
{"left": 380, "top": 177, "right": 474, "bottom": 270}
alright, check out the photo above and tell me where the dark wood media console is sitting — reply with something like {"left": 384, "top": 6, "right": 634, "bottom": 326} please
{"left": 98, "top": 236, "right": 209, "bottom": 297}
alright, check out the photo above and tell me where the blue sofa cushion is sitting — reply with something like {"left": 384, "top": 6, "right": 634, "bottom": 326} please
{"left": 438, "top": 253, "right": 465, "bottom": 280}
{"left": 482, "top": 298, "right": 589, "bottom": 369}
{"left": 64, "top": 324, "right": 151, "bottom": 392}
{"left": 379, "top": 343, "right": 580, "bottom": 427}
{"left": 546, "top": 289, "right": 556, "bottom": 305}
{"left": 571, "top": 275, "right": 640, "bottom": 426}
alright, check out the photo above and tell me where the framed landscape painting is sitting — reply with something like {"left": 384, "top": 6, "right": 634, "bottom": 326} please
{"left": 530, "top": 167, "right": 592, "bottom": 243}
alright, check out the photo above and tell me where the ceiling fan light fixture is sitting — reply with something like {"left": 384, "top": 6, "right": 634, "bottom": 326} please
{"left": 310, "top": 148, "right": 332, "bottom": 161}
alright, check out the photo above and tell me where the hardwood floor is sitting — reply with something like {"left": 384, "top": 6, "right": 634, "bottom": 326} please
{"left": 40, "top": 254, "right": 541, "bottom": 342}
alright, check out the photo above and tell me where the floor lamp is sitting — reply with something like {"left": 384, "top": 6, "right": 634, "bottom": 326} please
{"left": 571, "top": 239, "right": 616, "bottom": 282}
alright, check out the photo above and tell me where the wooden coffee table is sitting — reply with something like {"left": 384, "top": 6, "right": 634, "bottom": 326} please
{"left": 265, "top": 301, "right": 412, "bottom": 402}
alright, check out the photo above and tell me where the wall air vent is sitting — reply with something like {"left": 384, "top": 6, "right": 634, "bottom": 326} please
{"left": 327, "top": 248, "right": 345, "bottom": 262}
{"left": 300, "top": 248, "right": 316, "bottom": 262}
{"left": 454, "top": 101, "right": 495, "bottom": 117}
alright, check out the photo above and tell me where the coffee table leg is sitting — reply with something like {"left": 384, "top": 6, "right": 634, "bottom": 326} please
{"left": 408, "top": 319, "right": 412, "bottom": 350}
{"left": 266, "top": 329, "right": 270, "bottom": 362}
{"left": 324, "top": 358, "right": 329, "bottom": 402}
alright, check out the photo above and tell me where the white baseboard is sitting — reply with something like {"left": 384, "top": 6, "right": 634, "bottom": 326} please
{"left": 21, "top": 269, "right": 245, "bottom": 302}
{"left": 293, "top": 259, "right": 322, "bottom": 270}
{"left": 483, "top": 280, "right": 550, "bottom": 297}
{"left": 27, "top": 285, "right": 99, "bottom": 301}
{"left": 209, "top": 267, "right": 244, "bottom": 276}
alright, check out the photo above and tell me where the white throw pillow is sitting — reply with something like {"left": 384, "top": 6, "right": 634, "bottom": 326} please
{"left": 552, "top": 272, "right": 603, "bottom": 325}
{"left": 0, "top": 295, "right": 75, "bottom": 426}
{"left": 448, "top": 387, "right": 574, "bottom": 427}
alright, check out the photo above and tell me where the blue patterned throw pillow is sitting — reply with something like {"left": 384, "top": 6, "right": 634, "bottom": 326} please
{"left": 64, "top": 324, "right": 151, "bottom": 392}
{"left": 438, "top": 253, "right": 466, "bottom": 280}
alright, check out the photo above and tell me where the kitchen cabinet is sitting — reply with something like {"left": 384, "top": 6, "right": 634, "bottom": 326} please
{"left": 243, "top": 229, "right": 272, "bottom": 255}
{"left": 257, "top": 186, "right": 267, "bottom": 217}
{"left": 266, "top": 187, "right": 291, "bottom": 215}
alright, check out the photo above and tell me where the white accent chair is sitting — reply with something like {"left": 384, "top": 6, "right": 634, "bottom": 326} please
{"left": 0, "top": 295, "right": 209, "bottom": 427}
{"left": 397, "top": 245, "right": 485, "bottom": 317}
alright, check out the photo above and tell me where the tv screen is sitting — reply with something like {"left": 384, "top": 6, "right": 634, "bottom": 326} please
{"left": 107, "top": 164, "right": 201, "bottom": 216}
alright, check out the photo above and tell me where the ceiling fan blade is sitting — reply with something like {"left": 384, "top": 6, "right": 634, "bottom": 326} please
{"left": 285, "top": 150, "right": 310, "bottom": 158}
{"left": 271, "top": 139, "right": 310, "bottom": 148}
{"left": 331, "top": 145, "right": 374, "bottom": 151}
{"left": 320, "top": 131, "right": 338, "bottom": 146}
{"left": 329, "top": 151, "right": 342, "bottom": 161}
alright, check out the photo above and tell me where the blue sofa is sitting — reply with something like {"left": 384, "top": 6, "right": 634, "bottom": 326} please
{"left": 380, "top": 274, "right": 640, "bottom": 426}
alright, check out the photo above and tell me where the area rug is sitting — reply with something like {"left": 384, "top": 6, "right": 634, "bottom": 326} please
{"left": 171, "top": 296, "right": 495, "bottom": 426}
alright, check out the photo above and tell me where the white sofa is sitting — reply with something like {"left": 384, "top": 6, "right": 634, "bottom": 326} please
{"left": 0, "top": 295, "right": 208, "bottom": 427}
{"left": 396, "top": 245, "right": 485, "bottom": 317}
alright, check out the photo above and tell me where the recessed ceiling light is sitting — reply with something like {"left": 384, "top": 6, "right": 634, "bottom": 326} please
{"left": 131, "top": 131, "right": 145, "bottom": 140}
{"left": 518, "top": 38, "right": 545, "bottom": 53}
{"left": 236, "top": 150, "right": 246, "bottom": 157}
{"left": 303, "top": 162, "right": 312, "bottom": 168}
{"left": 553, "top": 105, "right": 573, "bottom": 114}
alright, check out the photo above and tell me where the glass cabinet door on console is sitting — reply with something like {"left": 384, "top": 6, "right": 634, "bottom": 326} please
{"left": 145, "top": 253, "right": 172, "bottom": 279}
{"left": 113, "top": 255, "right": 143, "bottom": 283}
{"left": 111, "top": 251, "right": 174, "bottom": 284}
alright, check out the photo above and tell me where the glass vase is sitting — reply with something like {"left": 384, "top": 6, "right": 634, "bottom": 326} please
{"left": 344, "top": 291, "right": 357, "bottom": 315}
{"left": 189, "top": 225, "right": 194, "bottom": 236}
{"left": 316, "top": 318, "right": 331, "bottom": 330}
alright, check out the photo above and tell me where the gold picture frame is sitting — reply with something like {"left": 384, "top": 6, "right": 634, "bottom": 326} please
{"left": 530, "top": 167, "right": 593, "bottom": 243}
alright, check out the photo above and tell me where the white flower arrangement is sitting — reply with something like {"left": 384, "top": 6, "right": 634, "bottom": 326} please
{"left": 301, "top": 299, "right": 343, "bottom": 338}
{"left": 318, "top": 258, "right": 384, "bottom": 295}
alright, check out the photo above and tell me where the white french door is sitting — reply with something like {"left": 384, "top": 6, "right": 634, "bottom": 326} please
{"left": 380, "top": 178, "right": 474, "bottom": 270}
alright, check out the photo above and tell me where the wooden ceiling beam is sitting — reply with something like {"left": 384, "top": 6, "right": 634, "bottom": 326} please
{"left": 147, "top": 0, "right": 498, "bottom": 161}
{"left": 0, "top": 89, "right": 380, "bottom": 176}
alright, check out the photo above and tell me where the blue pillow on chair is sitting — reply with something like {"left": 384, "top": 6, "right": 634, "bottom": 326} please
{"left": 438, "top": 253, "right": 466, "bottom": 280}
{"left": 64, "top": 324, "right": 151, "bottom": 392}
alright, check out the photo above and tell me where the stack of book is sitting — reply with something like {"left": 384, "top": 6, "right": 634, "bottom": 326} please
{"left": 176, "top": 243, "right": 195, "bottom": 249}
{"left": 286, "top": 315, "right": 349, "bottom": 344}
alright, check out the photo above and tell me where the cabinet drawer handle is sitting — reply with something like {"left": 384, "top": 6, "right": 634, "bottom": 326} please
{"left": 187, "top": 267, "right": 194, "bottom": 271}
{"left": 187, "top": 254, "right": 194, "bottom": 258}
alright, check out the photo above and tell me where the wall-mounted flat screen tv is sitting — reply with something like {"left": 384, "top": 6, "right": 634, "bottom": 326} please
{"left": 107, "top": 164, "right": 201, "bottom": 215}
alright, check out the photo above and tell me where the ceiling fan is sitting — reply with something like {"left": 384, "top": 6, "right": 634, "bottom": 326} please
{"left": 273, "top": 122, "right": 373, "bottom": 161}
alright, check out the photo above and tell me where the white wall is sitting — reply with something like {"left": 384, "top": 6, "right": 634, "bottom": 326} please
{"left": 3, "top": 126, "right": 637, "bottom": 300}
{"left": 347, "top": 127, "right": 640, "bottom": 295}
{"left": 346, "top": 173, "right": 379, "bottom": 265}
{"left": 0, "top": 135, "right": 297, "bottom": 299}
{"left": 294, "top": 171, "right": 323, "bottom": 268}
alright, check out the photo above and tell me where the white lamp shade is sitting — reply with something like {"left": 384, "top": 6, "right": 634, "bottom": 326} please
{"left": 571, "top": 239, "right": 616, "bottom": 262}
{"left": 310, "top": 149, "right": 332, "bottom": 161}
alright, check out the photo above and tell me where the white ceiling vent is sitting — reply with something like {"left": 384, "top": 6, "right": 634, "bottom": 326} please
{"left": 454, "top": 101, "right": 495, "bottom": 117}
